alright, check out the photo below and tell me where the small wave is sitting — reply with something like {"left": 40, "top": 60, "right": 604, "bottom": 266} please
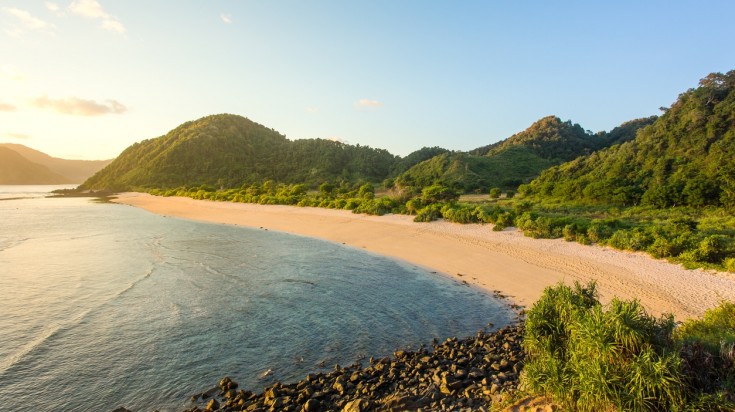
{"left": 113, "top": 268, "right": 155, "bottom": 299}
{"left": 282, "top": 279, "right": 317, "bottom": 287}
{"left": 0, "top": 325, "right": 61, "bottom": 373}
{"left": 1, "top": 267, "right": 158, "bottom": 373}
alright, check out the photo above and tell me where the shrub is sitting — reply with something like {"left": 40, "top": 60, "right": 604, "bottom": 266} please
{"left": 725, "top": 258, "right": 735, "bottom": 273}
{"left": 697, "top": 235, "right": 729, "bottom": 263}
{"left": 608, "top": 228, "right": 652, "bottom": 251}
{"left": 677, "top": 302, "right": 735, "bottom": 400}
{"left": 414, "top": 204, "right": 442, "bottom": 222}
{"left": 586, "top": 219, "right": 621, "bottom": 244}
{"left": 405, "top": 198, "right": 423, "bottom": 215}
{"left": 421, "top": 184, "right": 459, "bottom": 204}
{"left": 493, "top": 212, "right": 515, "bottom": 231}
{"left": 440, "top": 204, "right": 479, "bottom": 224}
{"left": 523, "top": 281, "right": 685, "bottom": 411}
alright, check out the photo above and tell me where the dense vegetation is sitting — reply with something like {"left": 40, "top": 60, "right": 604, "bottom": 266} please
{"left": 390, "top": 115, "right": 649, "bottom": 194}
{"left": 471, "top": 116, "right": 599, "bottom": 159}
{"left": 84, "top": 114, "right": 639, "bottom": 194}
{"left": 523, "top": 282, "right": 734, "bottom": 411}
{"left": 84, "top": 71, "right": 735, "bottom": 271}
{"left": 522, "top": 71, "right": 735, "bottom": 210}
{"left": 82, "top": 114, "right": 399, "bottom": 191}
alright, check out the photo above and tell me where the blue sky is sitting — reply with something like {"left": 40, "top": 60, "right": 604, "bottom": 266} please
{"left": 1, "top": 1, "right": 734, "bottom": 160}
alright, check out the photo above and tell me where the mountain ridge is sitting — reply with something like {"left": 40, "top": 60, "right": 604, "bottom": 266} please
{"left": 0, "top": 143, "right": 112, "bottom": 184}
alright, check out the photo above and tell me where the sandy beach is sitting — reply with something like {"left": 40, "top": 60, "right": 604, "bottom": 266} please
{"left": 113, "top": 192, "right": 735, "bottom": 320}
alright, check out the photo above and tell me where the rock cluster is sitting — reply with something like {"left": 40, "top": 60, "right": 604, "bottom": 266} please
{"left": 183, "top": 324, "right": 524, "bottom": 412}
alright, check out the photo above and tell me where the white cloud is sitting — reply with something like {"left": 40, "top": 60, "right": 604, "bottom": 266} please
{"left": 3, "top": 132, "right": 30, "bottom": 139}
{"left": 100, "top": 19, "right": 125, "bottom": 33}
{"left": 355, "top": 98, "right": 384, "bottom": 108}
{"left": 69, "top": 0, "right": 125, "bottom": 34}
{"left": 220, "top": 13, "right": 232, "bottom": 24}
{"left": 306, "top": 106, "right": 318, "bottom": 113}
{"left": 69, "top": 0, "right": 105, "bottom": 18}
{"left": 3, "top": 7, "right": 50, "bottom": 30}
{"left": 32, "top": 95, "right": 128, "bottom": 116}
{"left": 45, "top": 2, "right": 60, "bottom": 12}
{"left": 0, "top": 103, "right": 17, "bottom": 112}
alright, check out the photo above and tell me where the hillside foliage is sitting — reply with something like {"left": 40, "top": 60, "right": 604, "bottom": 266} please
{"left": 82, "top": 114, "right": 398, "bottom": 191}
{"left": 392, "top": 116, "right": 642, "bottom": 194}
{"left": 522, "top": 71, "right": 735, "bottom": 210}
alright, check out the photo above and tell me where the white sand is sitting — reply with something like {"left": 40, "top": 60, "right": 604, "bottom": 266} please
{"left": 112, "top": 193, "right": 735, "bottom": 320}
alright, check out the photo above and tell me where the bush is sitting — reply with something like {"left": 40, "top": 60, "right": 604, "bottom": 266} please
{"left": 608, "top": 228, "right": 652, "bottom": 251}
{"left": 697, "top": 235, "right": 730, "bottom": 263}
{"left": 440, "top": 204, "right": 479, "bottom": 224}
{"left": 586, "top": 219, "right": 621, "bottom": 244}
{"left": 523, "top": 281, "right": 685, "bottom": 411}
{"left": 414, "top": 204, "right": 442, "bottom": 222}
{"left": 677, "top": 302, "right": 735, "bottom": 400}
{"left": 493, "top": 212, "right": 515, "bottom": 231}
{"left": 725, "top": 258, "right": 735, "bottom": 273}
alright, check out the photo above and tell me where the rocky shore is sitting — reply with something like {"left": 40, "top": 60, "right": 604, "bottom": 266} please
{"left": 167, "top": 324, "right": 525, "bottom": 412}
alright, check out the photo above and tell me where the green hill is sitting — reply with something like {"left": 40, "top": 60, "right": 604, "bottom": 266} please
{"left": 81, "top": 114, "right": 398, "bottom": 191}
{"left": 0, "top": 143, "right": 112, "bottom": 183}
{"left": 521, "top": 71, "right": 735, "bottom": 209}
{"left": 470, "top": 115, "right": 600, "bottom": 159}
{"left": 394, "top": 116, "right": 633, "bottom": 193}
{"left": 0, "top": 147, "right": 71, "bottom": 184}
{"left": 389, "top": 146, "right": 451, "bottom": 176}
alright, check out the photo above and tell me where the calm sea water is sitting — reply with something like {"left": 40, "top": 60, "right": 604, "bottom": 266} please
{"left": 0, "top": 186, "right": 513, "bottom": 412}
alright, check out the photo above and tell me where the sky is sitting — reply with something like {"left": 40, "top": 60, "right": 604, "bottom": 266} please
{"left": 1, "top": 1, "right": 735, "bottom": 160}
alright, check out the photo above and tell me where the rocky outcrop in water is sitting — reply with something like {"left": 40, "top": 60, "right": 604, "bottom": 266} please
{"left": 182, "top": 324, "right": 524, "bottom": 412}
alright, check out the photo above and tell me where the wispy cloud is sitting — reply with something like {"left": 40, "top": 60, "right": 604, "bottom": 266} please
{"left": 306, "top": 106, "right": 319, "bottom": 113}
{"left": 3, "top": 7, "right": 51, "bottom": 30}
{"left": 355, "top": 98, "right": 384, "bottom": 109}
{"left": 69, "top": 0, "right": 125, "bottom": 33}
{"left": 3, "top": 132, "right": 30, "bottom": 139}
{"left": 45, "top": 2, "right": 60, "bottom": 12}
{"left": 220, "top": 13, "right": 232, "bottom": 24}
{"left": 0, "top": 103, "right": 17, "bottom": 112}
{"left": 33, "top": 96, "right": 128, "bottom": 116}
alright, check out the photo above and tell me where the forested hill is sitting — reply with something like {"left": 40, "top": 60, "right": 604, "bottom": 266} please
{"left": 81, "top": 114, "right": 399, "bottom": 191}
{"left": 392, "top": 116, "right": 652, "bottom": 193}
{"left": 521, "top": 71, "right": 735, "bottom": 209}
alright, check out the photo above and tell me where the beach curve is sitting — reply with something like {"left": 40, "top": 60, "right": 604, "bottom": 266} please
{"left": 112, "top": 192, "right": 735, "bottom": 320}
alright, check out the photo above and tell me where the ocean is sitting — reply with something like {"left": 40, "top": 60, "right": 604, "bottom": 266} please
{"left": 0, "top": 186, "right": 513, "bottom": 411}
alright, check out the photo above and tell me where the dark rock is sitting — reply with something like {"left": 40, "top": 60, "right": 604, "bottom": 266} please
{"left": 205, "top": 398, "right": 219, "bottom": 411}
{"left": 341, "top": 398, "right": 372, "bottom": 412}
{"left": 173, "top": 324, "right": 526, "bottom": 412}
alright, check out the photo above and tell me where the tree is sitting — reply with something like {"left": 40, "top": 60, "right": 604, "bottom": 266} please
{"left": 358, "top": 183, "right": 375, "bottom": 199}
{"left": 319, "top": 182, "right": 335, "bottom": 198}
{"left": 421, "top": 184, "right": 458, "bottom": 204}
{"left": 489, "top": 187, "right": 502, "bottom": 199}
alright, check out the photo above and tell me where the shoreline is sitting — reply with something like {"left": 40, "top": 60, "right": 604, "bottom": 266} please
{"left": 112, "top": 192, "right": 735, "bottom": 320}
